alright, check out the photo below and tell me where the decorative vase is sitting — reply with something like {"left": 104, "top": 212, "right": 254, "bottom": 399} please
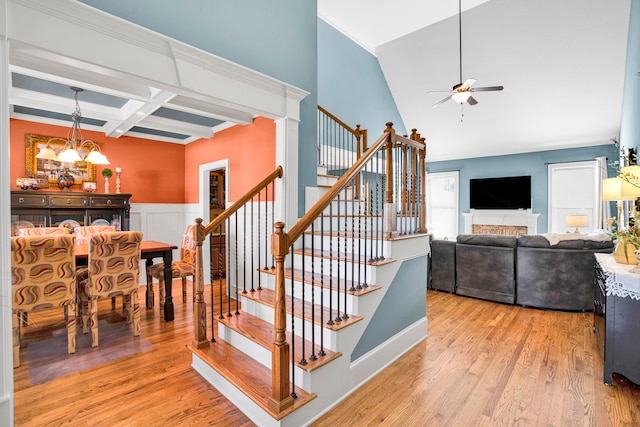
{"left": 57, "top": 169, "right": 75, "bottom": 191}
{"left": 613, "top": 242, "right": 638, "bottom": 265}
{"left": 104, "top": 176, "right": 110, "bottom": 193}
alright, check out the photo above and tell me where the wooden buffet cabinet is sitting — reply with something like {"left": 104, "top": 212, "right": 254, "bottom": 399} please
{"left": 11, "top": 190, "right": 131, "bottom": 234}
{"left": 593, "top": 253, "right": 640, "bottom": 385}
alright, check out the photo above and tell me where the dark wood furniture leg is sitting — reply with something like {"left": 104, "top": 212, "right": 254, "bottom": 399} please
{"left": 163, "top": 249, "right": 174, "bottom": 321}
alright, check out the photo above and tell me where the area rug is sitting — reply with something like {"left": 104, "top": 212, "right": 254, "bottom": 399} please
{"left": 27, "top": 319, "right": 153, "bottom": 386}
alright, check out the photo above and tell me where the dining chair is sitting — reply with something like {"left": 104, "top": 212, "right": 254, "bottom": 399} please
{"left": 74, "top": 225, "right": 120, "bottom": 314}
{"left": 11, "top": 234, "right": 77, "bottom": 368}
{"left": 74, "top": 225, "right": 117, "bottom": 245}
{"left": 77, "top": 231, "right": 143, "bottom": 347}
{"left": 17, "top": 227, "right": 70, "bottom": 236}
{"left": 146, "top": 225, "right": 196, "bottom": 307}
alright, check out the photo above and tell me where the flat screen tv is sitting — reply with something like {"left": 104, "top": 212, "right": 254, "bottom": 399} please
{"left": 470, "top": 176, "right": 531, "bottom": 210}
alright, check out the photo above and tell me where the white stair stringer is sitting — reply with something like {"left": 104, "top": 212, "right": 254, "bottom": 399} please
{"left": 192, "top": 232, "right": 430, "bottom": 427}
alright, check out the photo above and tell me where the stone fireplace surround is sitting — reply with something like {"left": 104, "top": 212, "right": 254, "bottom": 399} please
{"left": 462, "top": 209, "right": 541, "bottom": 235}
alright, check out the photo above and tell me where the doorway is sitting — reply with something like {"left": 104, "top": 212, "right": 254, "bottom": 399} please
{"left": 209, "top": 169, "right": 226, "bottom": 278}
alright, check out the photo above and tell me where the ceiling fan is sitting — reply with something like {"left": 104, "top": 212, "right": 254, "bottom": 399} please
{"left": 428, "top": 0, "right": 503, "bottom": 108}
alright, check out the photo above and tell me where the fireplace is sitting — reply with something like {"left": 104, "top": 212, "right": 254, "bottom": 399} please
{"left": 462, "top": 209, "right": 540, "bottom": 235}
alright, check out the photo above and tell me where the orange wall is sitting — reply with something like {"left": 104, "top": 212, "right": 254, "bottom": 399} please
{"left": 10, "top": 117, "right": 276, "bottom": 204}
{"left": 184, "top": 117, "right": 276, "bottom": 203}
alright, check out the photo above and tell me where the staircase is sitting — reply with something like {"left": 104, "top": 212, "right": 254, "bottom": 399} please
{"left": 189, "top": 122, "right": 430, "bottom": 426}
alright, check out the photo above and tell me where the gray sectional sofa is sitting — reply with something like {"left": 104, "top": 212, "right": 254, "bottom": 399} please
{"left": 430, "top": 233, "right": 614, "bottom": 311}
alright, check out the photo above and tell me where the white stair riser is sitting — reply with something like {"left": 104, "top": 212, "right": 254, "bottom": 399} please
{"left": 317, "top": 174, "right": 339, "bottom": 186}
{"left": 240, "top": 297, "right": 340, "bottom": 352}
{"left": 218, "top": 322, "right": 316, "bottom": 392}
{"left": 291, "top": 253, "right": 374, "bottom": 284}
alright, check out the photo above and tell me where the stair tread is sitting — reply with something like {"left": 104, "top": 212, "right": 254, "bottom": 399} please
{"left": 188, "top": 342, "right": 316, "bottom": 420}
{"left": 219, "top": 312, "right": 342, "bottom": 372}
{"left": 292, "top": 247, "right": 393, "bottom": 267}
{"left": 262, "top": 266, "right": 385, "bottom": 292}
{"left": 241, "top": 287, "right": 365, "bottom": 331}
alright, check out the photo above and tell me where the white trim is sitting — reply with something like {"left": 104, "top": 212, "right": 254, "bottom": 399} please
{"left": 1, "top": 0, "right": 15, "bottom": 421}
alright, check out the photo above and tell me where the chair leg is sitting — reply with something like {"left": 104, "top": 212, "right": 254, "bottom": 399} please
{"left": 159, "top": 278, "right": 165, "bottom": 310}
{"left": 147, "top": 273, "right": 155, "bottom": 308}
{"left": 89, "top": 298, "right": 99, "bottom": 347}
{"left": 182, "top": 277, "right": 187, "bottom": 303}
{"left": 132, "top": 290, "right": 140, "bottom": 337}
{"left": 12, "top": 312, "right": 20, "bottom": 368}
{"left": 67, "top": 301, "right": 77, "bottom": 354}
{"left": 82, "top": 299, "right": 90, "bottom": 334}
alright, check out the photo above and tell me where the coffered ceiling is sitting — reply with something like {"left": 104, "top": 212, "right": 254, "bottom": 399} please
{"left": 9, "top": 66, "right": 238, "bottom": 144}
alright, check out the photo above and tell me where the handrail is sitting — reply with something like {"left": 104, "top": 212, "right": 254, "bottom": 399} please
{"left": 204, "top": 166, "right": 283, "bottom": 235}
{"left": 288, "top": 129, "right": 390, "bottom": 244}
{"left": 318, "top": 104, "right": 358, "bottom": 134}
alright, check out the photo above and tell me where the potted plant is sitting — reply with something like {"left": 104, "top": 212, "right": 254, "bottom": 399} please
{"left": 102, "top": 167, "right": 113, "bottom": 193}
{"left": 608, "top": 210, "right": 640, "bottom": 264}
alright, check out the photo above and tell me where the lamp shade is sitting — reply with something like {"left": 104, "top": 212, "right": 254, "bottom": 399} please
{"left": 603, "top": 177, "right": 639, "bottom": 201}
{"left": 35, "top": 146, "right": 59, "bottom": 161}
{"left": 565, "top": 215, "right": 589, "bottom": 228}
{"left": 620, "top": 165, "right": 640, "bottom": 197}
{"left": 452, "top": 91, "right": 471, "bottom": 104}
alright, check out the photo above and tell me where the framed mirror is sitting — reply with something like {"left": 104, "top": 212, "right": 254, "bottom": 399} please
{"left": 25, "top": 133, "right": 97, "bottom": 188}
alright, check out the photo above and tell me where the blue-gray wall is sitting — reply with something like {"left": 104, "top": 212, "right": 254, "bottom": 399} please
{"left": 351, "top": 256, "right": 427, "bottom": 362}
{"left": 620, "top": 0, "right": 640, "bottom": 155}
{"left": 426, "top": 145, "right": 619, "bottom": 234}
{"left": 79, "top": 0, "right": 318, "bottom": 216}
{"left": 317, "top": 19, "right": 406, "bottom": 137}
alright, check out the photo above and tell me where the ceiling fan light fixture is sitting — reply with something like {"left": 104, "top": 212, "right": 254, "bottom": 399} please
{"left": 452, "top": 91, "right": 471, "bottom": 104}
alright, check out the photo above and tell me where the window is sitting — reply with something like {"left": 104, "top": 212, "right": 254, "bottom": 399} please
{"left": 548, "top": 159, "right": 604, "bottom": 233}
{"left": 427, "top": 171, "right": 459, "bottom": 240}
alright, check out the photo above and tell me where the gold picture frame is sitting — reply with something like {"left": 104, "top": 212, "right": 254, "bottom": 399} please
{"left": 25, "top": 134, "right": 96, "bottom": 188}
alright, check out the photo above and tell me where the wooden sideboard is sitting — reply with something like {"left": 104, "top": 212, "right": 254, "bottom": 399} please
{"left": 593, "top": 253, "right": 640, "bottom": 385}
{"left": 11, "top": 190, "right": 131, "bottom": 235}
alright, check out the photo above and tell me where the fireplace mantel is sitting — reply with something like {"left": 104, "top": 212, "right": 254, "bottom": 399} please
{"left": 462, "top": 209, "right": 540, "bottom": 234}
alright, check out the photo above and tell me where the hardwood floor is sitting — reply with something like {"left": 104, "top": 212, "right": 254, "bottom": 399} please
{"left": 14, "top": 286, "right": 640, "bottom": 426}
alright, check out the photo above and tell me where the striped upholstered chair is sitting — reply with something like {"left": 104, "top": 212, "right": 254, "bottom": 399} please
{"left": 17, "top": 227, "right": 70, "bottom": 236}
{"left": 146, "top": 225, "right": 196, "bottom": 307}
{"left": 11, "top": 234, "right": 77, "bottom": 368}
{"left": 77, "top": 231, "right": 142, "bottom": 347}
{"left": 74, "top": 225, "right": 117, "bottom": 246}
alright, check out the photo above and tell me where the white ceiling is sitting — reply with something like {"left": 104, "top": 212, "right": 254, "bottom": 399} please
{"left": 9, "top": 0, "right": 632, "bottom": 162}
{"left": 319, "top": 0, "right": 632, "bottom": 162}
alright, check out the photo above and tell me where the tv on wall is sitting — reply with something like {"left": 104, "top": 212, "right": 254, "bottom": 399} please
{"left": 470, "top": 176, "right": 532, "bottom": 210}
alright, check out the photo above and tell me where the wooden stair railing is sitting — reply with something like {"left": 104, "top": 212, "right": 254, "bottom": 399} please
{"left": 192, "top": 166, "right": 283, "bottom": 349}
{"left": 269, "top": 122, "right": 427, "bottom": 411}
{"left": 318, "top": 105, "right": 368, "bottom": 199}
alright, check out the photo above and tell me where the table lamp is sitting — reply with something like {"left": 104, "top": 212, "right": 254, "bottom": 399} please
{"left": 603, "top": 176, "right": 640, "bottom": 228}
{"left": 565, "top": 215, "right": 589, "bottom": 233}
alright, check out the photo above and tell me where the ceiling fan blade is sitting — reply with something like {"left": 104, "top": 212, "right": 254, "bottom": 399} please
{"left": 432, "top": 94, "right": 453, "bottom": 108}
{"left": 460, "top": 78, "right": 476, "bottom": 90}
{"left": 470, "top": 85, "right": 504, "bottom": 92}
{"left": 426, "top": 89, "right": 453, "bottom": 94}
{"left": 467, "top": 96, "right": 478, "bottom": 106}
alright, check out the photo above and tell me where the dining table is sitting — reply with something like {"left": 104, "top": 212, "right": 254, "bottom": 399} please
{"left": 75, "top": 240, "right": 179, "bottom": 321}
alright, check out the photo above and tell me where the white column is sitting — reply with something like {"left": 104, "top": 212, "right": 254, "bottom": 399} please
{"left": 1, "top": 0, "right": 16, "bottom": 420}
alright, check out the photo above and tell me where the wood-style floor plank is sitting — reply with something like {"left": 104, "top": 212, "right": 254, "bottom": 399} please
{"left": 13, "top": 287, "right": 640, "bottom": 426}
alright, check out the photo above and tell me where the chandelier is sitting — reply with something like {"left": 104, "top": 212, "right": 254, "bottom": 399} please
{"left": 35, "top": 87, "right": 110, "bottom": 165}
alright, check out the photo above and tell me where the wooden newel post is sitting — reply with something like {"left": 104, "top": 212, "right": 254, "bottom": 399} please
{"left": 419, "top": 137, "right": 427, "bottom": 233}
{"left": 268, "top": 222, "right": 294, "bottom": 411}
{"left": 385, "top": 122, "right": 395, "bottom": 205}
{"left": 192, "top": 218, "right": 209, "bottom": 348}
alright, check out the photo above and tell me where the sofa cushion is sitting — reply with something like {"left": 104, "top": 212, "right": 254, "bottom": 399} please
{"left": 456, "top": 234, "right": 518, "bottom": 248}
{"left": 518, "top": 234, "right": 614, "bottom": 250}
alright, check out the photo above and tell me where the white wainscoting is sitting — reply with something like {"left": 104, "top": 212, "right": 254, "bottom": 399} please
{"left": 130, "top": 203, "right": 207, "bottom": 285}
